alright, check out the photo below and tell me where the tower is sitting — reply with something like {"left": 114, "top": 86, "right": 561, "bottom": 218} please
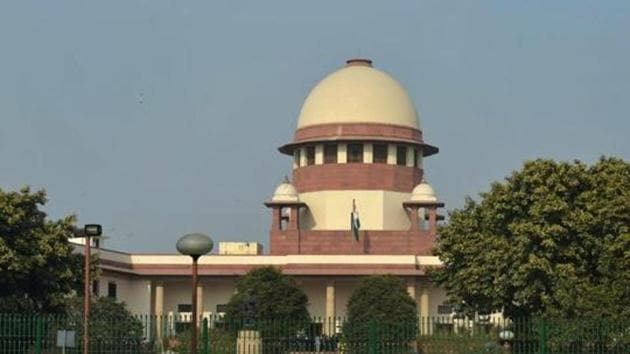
{"left": 266, "top": 59, "right": 443, "bottom": 255}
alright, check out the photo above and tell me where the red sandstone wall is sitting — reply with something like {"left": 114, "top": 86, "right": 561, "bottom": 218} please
{"left": 270, "top": 229, "right": 436, "bottom": 255}
{"left": 293, "top": 163, "right": 423, "bottom": 193}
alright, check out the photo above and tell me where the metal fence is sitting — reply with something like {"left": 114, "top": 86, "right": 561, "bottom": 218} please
{"left": 1, "top": 314, "right": 628, "bottom": 353}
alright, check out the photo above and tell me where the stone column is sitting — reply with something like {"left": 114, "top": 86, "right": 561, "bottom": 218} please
{"left": 406, "top": 280, "right": 416, "bottom": 299}
{"left": 428, "top": 207, "right": 437, "bottom": 236}
{"left": 288, "top": 206, "right": 299, "bottom": 230}
{"left": 387, "top": 144, "right": 396, "bottom": 164}
{"left": 154, "top": 282, "right": 164, "bottom": 340}
{"left": 325, "top": 281, "right": 336, "bottom": 335}
{"left": 419, "top": 284, "right": 430, "bottom": 335}
{"left": 271, "top": 207, "right": 281, "bottom": 230}
{"left": 315, "top": 144, "right": 324, "bottom": 165}
{"left": 407, "top": 280, "right": 419, "bottom": 354}
{"left": 408, "top": 206, "right": 420, "bottom": 231}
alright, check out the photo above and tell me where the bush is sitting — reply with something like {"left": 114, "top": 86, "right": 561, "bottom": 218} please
{"left": 343, "top": 276, "right": 418, "bottom": 354}
{"left": 223, "top": 266, "right": 311, "bottom": 353}
{"left": 65, "top": 296, "right": 145, "bottom": 353}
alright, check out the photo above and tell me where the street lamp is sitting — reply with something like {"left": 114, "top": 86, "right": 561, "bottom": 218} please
{"left": 176, "top": 233, "right": 213, "bottom": 354}
{"left": 74, "top": 224, "right": 102, "bottom": 354}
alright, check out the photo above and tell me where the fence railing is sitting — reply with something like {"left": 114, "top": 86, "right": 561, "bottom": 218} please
{"left": 0, "top": 314, "right": 628, "bottom": 353}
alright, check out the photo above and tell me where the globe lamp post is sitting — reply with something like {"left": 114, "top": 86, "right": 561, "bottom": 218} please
{"left": 176, "top": 233, "right": 213, "bottom": 354}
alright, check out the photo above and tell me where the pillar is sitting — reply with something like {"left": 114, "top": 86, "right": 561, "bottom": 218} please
{"left": 288, "top": 206, "right": 299, "bottom": 230}
{"left": 364, "top": 143, "right": 373, "bottom": 163}
{"left": 315, "top": 144, "right": 324, "bottom": 164}
{"left": 338, "top": 143, "right": 347, "bottom": 163}
{"left": 299, "top": 147, "right": 307, "bottom": 167}
{"left": 407, "top": 280, "right": 419, "bottom": 354}
{"left": 419, "top": 283, "right": 430, "bottom": 335}
{"left": 428, "top": 207, "right": 437, "bottom": 235}
{"left": 387, "top": 144, "right": 396, "bottom": 164}
{"left": 406, "top": 280, "right": 416, "bottom": 299}
{"left": 271, "top": 207, "right": 281, "bottom": 230}
{"left": 325, "top": 281, "right": 336, "bottom": 335}
{"left": 408, "top": 206, "right": 420, "bottom": 231}
{"left": 406, "top": 146, "right": 415, "bottom": 167}
{"left": 154, "top": 282, "right": 164, "bottom": 339}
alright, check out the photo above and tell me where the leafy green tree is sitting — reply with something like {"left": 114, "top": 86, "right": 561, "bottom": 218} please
{"left": 343, "top": 276, "right": 417, "bottom": 353}
{"left": 225, "top": 266, "right": 309, "bottom": 323}
{"left": 433, "top": 157, "right": 630, "bottom": 319}
{"left": 66, "top": 296, "right": 145, "bottom": 352}
{"left": 0, "top": 187, "right": 84, "bottom": 313}
{"left": 224, "top": 266, "right": 310, "bottom": 352}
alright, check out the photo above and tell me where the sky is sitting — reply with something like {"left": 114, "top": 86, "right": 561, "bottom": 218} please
{"left": 1, "top": 1, "right": 628, "bottom": 252}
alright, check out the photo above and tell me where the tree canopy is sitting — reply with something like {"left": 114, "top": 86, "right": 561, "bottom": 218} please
{"left": 433, "top": 157, "right": 630, "bottom": 319}
{"left": 0, "top": 187, "right": 84, "bottom": 313}
{"left": 224, "top": 266, "right": 310, "bottom": 333}
{"left": 344, "top": 276, "right": 417, "bottom": 351}
{"left": 66, "top": 296, "right": 144, "bottom": 352}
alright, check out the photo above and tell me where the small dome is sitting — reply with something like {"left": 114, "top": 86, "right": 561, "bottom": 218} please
{"left": 271, "top": 181, "right": 299, "bottom": 202}
{"left": 410, "top": 180, "right": 437, "bottom": 202}
{"left": 297, "top": 59, "right": 420, "bottom": 130}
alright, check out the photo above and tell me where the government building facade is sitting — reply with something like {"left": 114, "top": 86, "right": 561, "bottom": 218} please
{"left": 81, "top": 58, "right": 449, "bottom": 329}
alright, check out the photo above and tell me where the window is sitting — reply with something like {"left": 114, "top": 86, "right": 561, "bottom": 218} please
{"left": 216, "top": 304, "right": 227, "bottom": 313}
{"left": 323, "top": 144, "right": 337, "bottom": 164}
{"left": 107, "top": 282, "right": 117, "bottom": 299}
{"left": 373, "top": 144, "right": 388, "bottom": 163}
{"left": 294, "top": 149, "right": 301, "bottom": 166}
{"left": 347, "top": 143, "right": 363, "bottom": 163}
{"left": 177, "top": 304, "right": 193, "bottom": 312}
{"left": 396, "top": 145, "right": 407, "bottom": 166}
{"left": 306, "top": 146, "right": 315, "bottom": 165}
{"left": 92, "top": 280, "right": 99, "bottom": 296}
{"left": 438, "top": 304, "right": 453, "bottom": 315}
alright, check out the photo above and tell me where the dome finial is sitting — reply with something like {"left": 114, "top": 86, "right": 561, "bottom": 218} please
{"left": 345, "top": 58, "right": 372, "bottom": 67}
{"left": 283, "top": 174, "right": 290, "bottom": 184}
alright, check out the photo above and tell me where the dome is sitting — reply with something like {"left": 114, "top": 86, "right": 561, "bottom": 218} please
{"left": 410, "top": 180, "right": 437, "bottom": 202}
{"left": 271, "top": 181, "right": 299, "bottom": 202}
{"left": 297, "top": 59, "right": 420, "bottom": 130}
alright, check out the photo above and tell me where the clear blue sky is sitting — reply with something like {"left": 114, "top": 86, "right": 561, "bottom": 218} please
{"left": 1, "top": 1, "right": 628, "bottom": 252}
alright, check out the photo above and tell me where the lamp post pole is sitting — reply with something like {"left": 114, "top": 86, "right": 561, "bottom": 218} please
{"left": 77, "top": 224, "right": 102, "bottom": 354}
{"left": 83, "top": 234, "right": 90, "bottom": 354}
{"left": 176, "top": 233, "right": 213, "bottom": 354}
{"left": 191, "top": 255, "right": 199, "bottom": 353}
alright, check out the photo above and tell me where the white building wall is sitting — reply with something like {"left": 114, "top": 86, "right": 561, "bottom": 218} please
{"left": 97, "top": 274, "right": 151, "bottom": 315}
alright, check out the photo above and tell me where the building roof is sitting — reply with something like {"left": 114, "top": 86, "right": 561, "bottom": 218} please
{"left": 75, "top": 243, "right": 443, "bottom": 277}
{"left": 297, "top": 59, "right": 420, "bottom": 130}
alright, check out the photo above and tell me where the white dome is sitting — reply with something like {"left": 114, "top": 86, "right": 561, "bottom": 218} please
{"left": 410, "top": 180, "right": 437, "bottom": 202}
{"left": 297, "top": 59, "right": 420, "bottom": 129}
{"left": 271, "top": 182, "right": 299, "bottom": 202}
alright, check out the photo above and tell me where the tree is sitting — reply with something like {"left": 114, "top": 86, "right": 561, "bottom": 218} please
{"left": 433, "top": 157, "right": 630, "bottom": 319}
{"left": 343, "top": 276, "right": 417, "bottom": 353}
{"left": 224, "top": 266, "right": 310, "bottom": 351}
{"left": 0, "top": 187, "right": 84, "bottom": 313}
{"left": 66, "top": 296, "right": 145, "bottom": 352}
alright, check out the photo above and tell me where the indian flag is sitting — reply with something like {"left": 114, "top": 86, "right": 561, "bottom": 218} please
{"left": 351, "top": 199, "right": 360, "bottom": 241}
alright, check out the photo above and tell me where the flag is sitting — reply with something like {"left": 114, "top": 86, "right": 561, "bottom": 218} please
{"left": 351, "top": 199, "right": 360, "bottom": 241}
